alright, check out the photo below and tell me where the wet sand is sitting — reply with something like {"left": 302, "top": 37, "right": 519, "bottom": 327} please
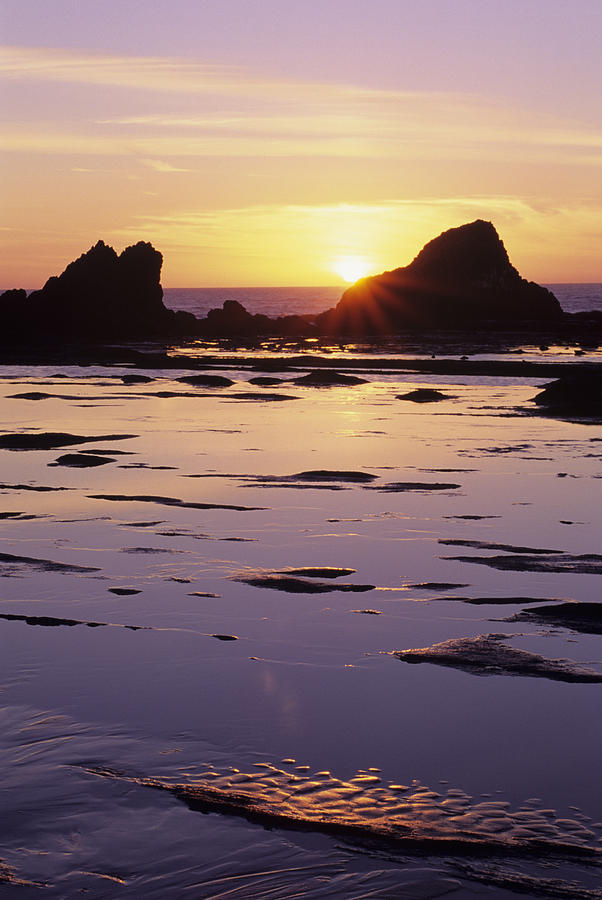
{"left": 0, "top": 344, "right": 601, "bottom": 897}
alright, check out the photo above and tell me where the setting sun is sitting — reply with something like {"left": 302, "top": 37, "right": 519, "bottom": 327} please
{"left": 332, "top": 256, "right": 373, "bottom": 284}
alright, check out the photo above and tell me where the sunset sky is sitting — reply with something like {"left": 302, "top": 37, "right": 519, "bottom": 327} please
{"left": 1, "top": 0, "right": 600, "bottom": 287}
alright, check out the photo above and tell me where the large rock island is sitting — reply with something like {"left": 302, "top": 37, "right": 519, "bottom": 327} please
{"left": 316, "top": 220, "right": 563, "bottom": 334}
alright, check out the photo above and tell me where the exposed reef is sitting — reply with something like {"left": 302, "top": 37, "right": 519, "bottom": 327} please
{"left": 397, "top": 388, "right": 454, "bottom": 402}
{"left": 233, "top": 570, "right": 375, "bottom": 593}
{"left": 0, "top": 432, "right": 136, "bottom": 451}
{"left": 3, "top": 220, "right": 601, "bottom": 345}
{"left": 531, "top": 372, "right": 602, "bottom": 421}
{"left": 507, "top": 602, "right": 602, "bottom": 635}
{"left": 395, "top": 633, "right": 602, "bottom": 683}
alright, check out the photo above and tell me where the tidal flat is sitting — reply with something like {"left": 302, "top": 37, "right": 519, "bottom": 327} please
{"left": 0, "top": 347, "right": 601, "bottom": 898}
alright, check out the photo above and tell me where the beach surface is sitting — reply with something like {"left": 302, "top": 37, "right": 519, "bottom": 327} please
{"left": 1, "top": 339, "right": 601, "bottom": 898}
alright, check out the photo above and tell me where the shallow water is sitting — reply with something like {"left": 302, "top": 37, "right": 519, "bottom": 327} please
{"left": 0, "top": 359, "right": 601, "bottom": 897}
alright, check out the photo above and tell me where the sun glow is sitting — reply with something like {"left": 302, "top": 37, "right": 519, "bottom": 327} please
{"left": 332, "top": 256, "right": 373, "bottom": 284}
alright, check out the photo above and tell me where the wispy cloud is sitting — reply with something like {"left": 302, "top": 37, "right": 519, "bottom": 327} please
{"left": 141, "top": 159, "right": 190, "bottom": 173}
{"left": 1, "top": 45, "right": 600, "bottom": 167}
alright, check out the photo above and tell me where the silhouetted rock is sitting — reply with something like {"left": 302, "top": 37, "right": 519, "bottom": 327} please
{"left": 396, "top": 388, "right": 453, "bottom": 402}
{"left": 121, "top": 374, "right": 154, "bottom": 384}
{"left": 199, "top": 299, "right": 314, "bottom": 338}
{"left": 292, "top": 371, "right": 368, "bottom": 386}
{"left": 2, "top": 241, "right": 197, "bottom": 342}
{"left": 532, "top": 372, "right": 602, "bottom": 420}
{"left": 317, "top": 221, "right": 563, "bottom": 334}
{"left": 25, "top": 240, "right": 169, "bottom": 338}
{"left": 176, "top": 374, "right": 235, "bottom": 387}
{"left": 0, "top": 288, "right": 28, "bottom": 336}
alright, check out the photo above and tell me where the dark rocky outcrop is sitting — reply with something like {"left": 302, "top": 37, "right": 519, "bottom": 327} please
{"left": 316, "top": 221, "right": 563, "bottom": 335}
{"left": 395, "top": 633, "right": 602, "bottom": 682}
{"left": 200, "top": 299, "right": 314, "bottom": 338}
{"left": 292, "top": 370, "right": 368, "bottom": 386}
{"left": 508, "top": 601, "right": 602, "bottom": 635}
{"left": 396, "top": 388, "right": 453, "bottom": 402}
{"left": 177, "top": 374, "right": 235, "bottom": 388}
{"left": 1, "top": 240, "right": 197, "bottom": 341}
{"left": 532, "top": 372, "right": 602, "bottom": 420}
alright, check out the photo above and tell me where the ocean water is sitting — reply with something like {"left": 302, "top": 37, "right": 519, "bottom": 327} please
{"left": 163, "top": 283, "right": 602, "bottom": 319}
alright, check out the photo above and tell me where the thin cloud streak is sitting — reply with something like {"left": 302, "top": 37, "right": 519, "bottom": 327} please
{"left": 1, "top": 46, "right": 599, "bottom": 167}
{"left": 1, "top": 127, "right": 599, "bottom": 167}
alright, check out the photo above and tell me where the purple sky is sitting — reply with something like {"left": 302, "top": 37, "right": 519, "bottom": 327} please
{"left": 1, "top": 0, "right": 600, "bottom": 285}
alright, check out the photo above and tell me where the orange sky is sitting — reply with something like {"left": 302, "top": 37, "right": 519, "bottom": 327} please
{"left": 1, "top": 2, "right": 601, "bottom": 287}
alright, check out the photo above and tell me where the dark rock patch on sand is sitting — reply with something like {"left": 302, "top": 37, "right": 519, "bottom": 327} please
{"left": 532, "top": 372, "right": 602, "bottom": 421}
{"left": 245, "top": 481, "right": 348, "bottom": 491}
{"left": 508, "top": 602, "right": 602, "bottom": 635}
{"left": 184, "top": 470, "right": 376, "bottom": 487}
{"left": 439, "top": 539, "right": 563, "bottom": 555}
{"left": 118, "top": 520, "right": 164, "bottom": 527}
{"left": 121, "top": 546, "right": 179, "bottom": 554}
{"left": 405, "top": 582, "right": 470, "bottom": 591}
{"left": 108, "top": 587, "right": 142, "bottom": 596}
{"left": 0, "top": 432, "right": 137, "bottom": 451}
{"left": 118, "top": 463, "right": 177, "bottom": 470}
{"left": 462, "top": 596, "right": 570, "bottom": 606}
{"left": 52, "top": 453, "right": 115, "bottom": 468}
{"left": 78, "top": 448, "right": 135, "bottom": 455}
{"left": 445, "top": 552, "right": 602, "bottom": 575}
{"left": 0, "top": 612, "right": 146, "bottom": 631}
{"left": 177, "top": 374, "right": 235, "bottom": 387}
{"left": 8, "top": 391, "right": 65, "bottom": 400}
{"left": 292, "top": 470, "right": 377, "bottom": 483}
{"left": 292, "top": 371, "right": 368, "bottom": 386}
{"left": 88, "top": 493, "right": 264, "bottom": 512}
{"left": 248, "top": 376, "right": 286, "bottom": 386}
{"left": 443, "top": 515, "right": 501, "bottom": 520}
{"left": 121, "top": 374, "right": 154, "bottom": 384}
{"left": 367, "top": 481, "right": 461, "bottom": 492}
{"left": 0, "top": 483, "right": 71, "bottom": 492}
{"left": 275, "top": 567, "right": 356, "bottom": 578}
{"left": 234, "top": 573, "right": 375, "bottom": 594}
{"left": 394, "top": 633, "right": 602, "bottom": 682}
{"left": 226, "top": 392, "right": 299, "bottom": 402}
{"left": 0, "top": 511, "right": 42, "bottom": 520}
{"left": 397, "top": 388, "right": 454, "bottom": 402}
{"left": 0, "top": 552, "right": 100, "bottom": 575}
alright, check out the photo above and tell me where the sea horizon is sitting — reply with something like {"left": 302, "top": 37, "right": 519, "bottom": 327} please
{"left": 162, "top": 282, "right": 602, "bottom": 319}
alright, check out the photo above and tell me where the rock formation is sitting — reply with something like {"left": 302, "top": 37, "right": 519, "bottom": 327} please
{"left": 532, "top": 371, "right": 602, "bottom": 420}
{"left": 316, "top": 220, "right": 563, "bottom": 334}
{"left": 2, "top": 221, "right": 598, "bottom": 345}
{"left": 1, "top": 240, "right": 196, "bottom": 341}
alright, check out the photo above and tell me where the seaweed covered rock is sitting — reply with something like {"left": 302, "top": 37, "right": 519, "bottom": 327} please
{"left": 317, "top": 220, "right": 563, "bottom": 335}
